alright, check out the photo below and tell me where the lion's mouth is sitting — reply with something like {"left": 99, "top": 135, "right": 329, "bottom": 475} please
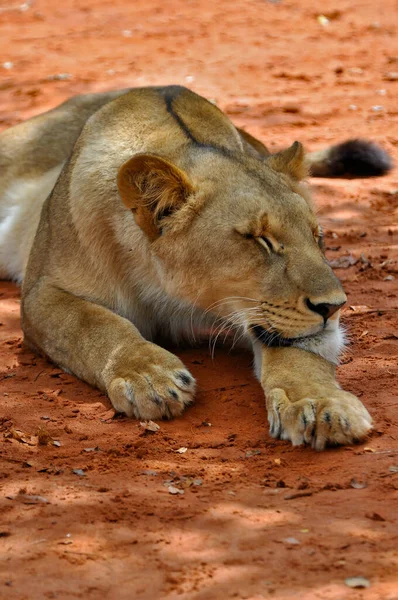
{"left": 251, "top": 324, "right": 317, "bottom": 347}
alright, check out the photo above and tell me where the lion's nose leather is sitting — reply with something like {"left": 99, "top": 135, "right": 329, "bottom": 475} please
{"left": 306, "top": 299, "right": 345, "bottom": 321}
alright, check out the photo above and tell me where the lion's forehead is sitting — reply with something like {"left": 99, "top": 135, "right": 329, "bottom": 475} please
{"left": 212, "top": 188, "right": 318, "bottom": 236}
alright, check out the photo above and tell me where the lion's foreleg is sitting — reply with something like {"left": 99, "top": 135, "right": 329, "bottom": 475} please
{"left": 21, "top": 282, "right": 196, "bottom": 419}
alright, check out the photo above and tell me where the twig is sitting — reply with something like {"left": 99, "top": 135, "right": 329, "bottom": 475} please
{"left": 284, "top": 490, "right": 314, "bottom": 500}
{"left": 344, "top": 308, "right": 398, "bottom": 317}
{"left": 34, "top": 370, "right": 45, "bottom": 382}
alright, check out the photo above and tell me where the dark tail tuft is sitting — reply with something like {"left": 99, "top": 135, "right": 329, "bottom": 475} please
{"left": 309, "top": 139, "right": 393, "bottom": 178}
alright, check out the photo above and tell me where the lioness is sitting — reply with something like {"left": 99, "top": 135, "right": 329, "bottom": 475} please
{"left": 0, "top": 86, "right": 391, "bottom": 449}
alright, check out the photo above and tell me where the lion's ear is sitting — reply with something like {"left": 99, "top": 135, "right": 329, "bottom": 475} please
{"left": 117, "top": 153, "right": 194, "bottom": 241}
{"left": 267, "top": 141, "right": 307, "bottom": 180}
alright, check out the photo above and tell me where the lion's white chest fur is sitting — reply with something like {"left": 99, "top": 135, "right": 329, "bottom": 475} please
{"left": 0, "top": 164, "right": 64, "bottom": 282}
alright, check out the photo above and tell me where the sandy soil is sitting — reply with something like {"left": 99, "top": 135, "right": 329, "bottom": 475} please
{"left": 0, "top": 0, "right": 398, "bottom": 598}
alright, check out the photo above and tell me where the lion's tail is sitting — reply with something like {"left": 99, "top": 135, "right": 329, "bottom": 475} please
{"left": 307, "top": 139, "right": 392, "bottom": 178}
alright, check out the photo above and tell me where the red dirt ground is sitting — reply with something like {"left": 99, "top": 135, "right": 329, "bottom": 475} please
{"left": 0, "top": 0, "right": 397, "bottom": 598}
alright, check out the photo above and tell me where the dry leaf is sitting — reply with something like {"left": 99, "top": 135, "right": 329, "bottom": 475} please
{"left": 349, "top": 305, "right": 370, "bottom": 313}
{"left": 329, "top": 254, "right": 358, "bottom": 269}
{"left": 37, "top": 426, "right": 53, "bottom": 446}
{"left": 5, "top": 428, "right": 37, "bottom": 446}
{"left": 140, "top": 420, "right": 160, "bottom": 433}
{"left": 365, "top": 512, "right": 386, "bottom": 522}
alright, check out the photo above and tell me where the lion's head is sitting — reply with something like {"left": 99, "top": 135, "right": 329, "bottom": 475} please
{"left": 117, "top": 131, "right": 346, "bottom": 361}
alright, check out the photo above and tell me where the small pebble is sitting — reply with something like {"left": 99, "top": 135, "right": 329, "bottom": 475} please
{"left": 47, "top": 73, "right": 71, "bottom": 81}
{"left": 383, "top": 72, "right": 398, "bottom": 81}
{"left": 345, "top": 576, "right": 370, "bottom": 589}
{"left": 317, "top": 15, "right": 329, "bottom": 26}
{"left": 168, "top": 485, "right": 184, "bottom": 495}
{"left": 72, "top": 469, "right": 85, "bottom": 477}
{"left": 283, "top": 537, "right": 300, "bottom": 545}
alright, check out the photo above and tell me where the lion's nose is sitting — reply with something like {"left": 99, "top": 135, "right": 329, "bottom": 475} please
{"left": 306, "top": 299, "right": 346, "bottom": 321}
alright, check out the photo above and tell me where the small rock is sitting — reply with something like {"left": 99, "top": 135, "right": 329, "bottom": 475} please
{"left": 317, "top": 15, "right": 329, "bottom": 26}
{"left": 2, "top": 62, "right": 14, "bottom": 70}
{"left": 72, "top": 469, "right": 85, "bottom": 477}
{"left": 350, "top": 478, "right": 367, "bottom": 489}
{"left": 344, "top": 576, "right": 370, "bottom": 589}
{"left": 53, "top": 440, "right": 61, "bottom": 447}
{"left": 383, "top": 71, "right": 398, "bottom": 81}
{"left": 168, "top": 485, "right": 184, "bottom": 495}
{"left": 176, "top": 447, "right": 188, "bottom": 454}
{"left": 348, "top": 67, "right": 363, "bottom": 75}
{"left": 283, "top": 537, "right": 300, "bottom": 545}
{"left": 47, "top": 73, "right": 71, "bottom": 81}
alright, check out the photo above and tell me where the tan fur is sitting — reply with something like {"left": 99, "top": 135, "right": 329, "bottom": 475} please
{"left": 0, "top": 86, "right": 372, "bottom": 449}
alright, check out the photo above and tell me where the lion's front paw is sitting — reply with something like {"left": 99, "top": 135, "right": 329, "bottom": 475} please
{"left": 267, "top": 388, "right": 372, "bottom": 451}
{"left": 106, "top": 347, "right": 196, "bottom": 420}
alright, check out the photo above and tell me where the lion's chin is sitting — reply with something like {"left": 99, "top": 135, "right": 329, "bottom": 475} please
{"left": 252, "top": 323, "right": 346, "bottom": 365}
{"left": 251, "top": 325, "right": 302, "bottom": 347}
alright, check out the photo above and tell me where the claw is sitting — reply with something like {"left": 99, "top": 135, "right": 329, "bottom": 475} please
{"left": 266, "top": 387, "right": 371, "bottom": 450}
